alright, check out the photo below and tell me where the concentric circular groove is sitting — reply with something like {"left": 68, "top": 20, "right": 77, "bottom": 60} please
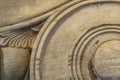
{"left": 30, "top": 1, "right": 120, "bottom": 80}
{"left": 69, "top": 24, "right": 120, "bottom": 80}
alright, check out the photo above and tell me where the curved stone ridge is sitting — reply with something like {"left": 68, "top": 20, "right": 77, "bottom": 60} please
{"left": 0, "top": 0, "right": 71, "bottom": 32}
{"left": 30, "top": 0, "right": 120, "bottom": 80}
{"left": 69, "top": 24, "right": 120, "bottom": 80}
{"left": 94, "top": 40, "right": 120, "bottom": 80}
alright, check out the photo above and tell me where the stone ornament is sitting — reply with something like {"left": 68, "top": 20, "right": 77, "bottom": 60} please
{"left": 0, "top": 0, "right": 120, "bottom": 80}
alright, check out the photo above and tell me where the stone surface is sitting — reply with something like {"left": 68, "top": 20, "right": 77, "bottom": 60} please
{"left": 0, "top": 0, "right": 70, "bottom": 27}
{"left": 30, "top": 0, "right": 120, "bottom": 80}
{"left": 1, "top": 0, "right": 120, "bottom": 80}
{"left": 0, "top": 0, "right": 71, "bottom": 32}
{"left": 94, "top": 40, "right": 120, "bottom": 79}
{"left": 0, "top": 47, "right": 30, "bottom": 80}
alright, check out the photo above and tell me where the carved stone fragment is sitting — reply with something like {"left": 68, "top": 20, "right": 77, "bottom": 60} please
{"left": 1, "top": 0, "right": 120, "bottom": 80}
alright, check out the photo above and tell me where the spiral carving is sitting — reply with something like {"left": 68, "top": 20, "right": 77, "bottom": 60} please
{"left": 68, "top": 24, "right": 120, "bottom": 80}
{"left": 30, "top": 1, "right": 120, "bottom": 80}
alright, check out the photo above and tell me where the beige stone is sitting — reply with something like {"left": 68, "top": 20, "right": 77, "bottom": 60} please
{"left": 1, "top": 0, "right": 120, "bottom": 80}
{"left": 31, "top": 0, "right": 120, "bottom": 80}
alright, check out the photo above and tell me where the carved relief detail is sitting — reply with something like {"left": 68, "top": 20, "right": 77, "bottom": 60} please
{"left": 30, "top": 1, "right": 120, "bottom": 80}
{"left": 0, "top": 28, "right": 38, "bottom": 48}
{"left": 68, "top": 24, "right": 120, "bottom": 80}
{"left": 1, "top": 0, "right": 120, "bottom": 80}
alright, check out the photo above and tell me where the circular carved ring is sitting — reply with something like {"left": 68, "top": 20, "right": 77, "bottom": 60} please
{"left": 30, "top": 0, "right": 120, "bottom": 80}
{"left": 69, "top": 24, "right": 120, "bottom": 80}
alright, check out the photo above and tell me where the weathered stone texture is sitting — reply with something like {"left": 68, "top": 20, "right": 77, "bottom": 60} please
{"left": 1, "top": 0, "right": 120, "bottom": 80}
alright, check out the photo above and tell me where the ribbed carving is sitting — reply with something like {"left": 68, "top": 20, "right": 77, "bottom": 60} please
{"left": 0, "top": 28, "right": 38, "bottom": 49}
